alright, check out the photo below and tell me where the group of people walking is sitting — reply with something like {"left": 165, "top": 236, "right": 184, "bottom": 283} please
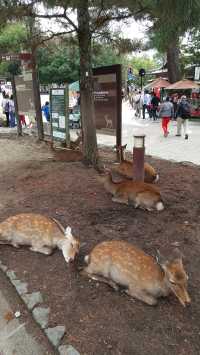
{"left": 159, "top": 95, "right": 191, "bottom": 139}
{"left": 127, "top": 88, "right": 191, "bottom": 140}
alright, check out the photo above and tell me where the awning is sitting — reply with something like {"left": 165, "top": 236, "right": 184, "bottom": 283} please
{"left": 166, "top": 80, "right": 199, "bottom": 90}
{"left": 145, "top": 77, "right": 170, "bottom": 89}
{"left": 69, "top": 81, "right": 80, "bottom": 92}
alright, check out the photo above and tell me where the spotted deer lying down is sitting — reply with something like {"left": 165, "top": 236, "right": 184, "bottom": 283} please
{"left": 83, "top": 241, "right": 191, "bottom": 307}
{"left": 0, "top": 213, "right": 80, "bottom": 263}
{"left": 113, "top": 144, "right": 159, "bottom": 183}
{"left": 99, "top": 172, "right": 164, "bottom": 211}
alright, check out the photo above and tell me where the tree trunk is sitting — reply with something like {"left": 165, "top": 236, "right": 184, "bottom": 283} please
{"left": 77, "top": 1, "right": 98, "bottom": 166}
{"left": 11, "top": 75, "right": 22, "bottom": 136}
{"left": 31, "top": 48, "right": 44, "bottom": 140}
{"left": 167, "top": 39, "right": 181, "bottom": 83}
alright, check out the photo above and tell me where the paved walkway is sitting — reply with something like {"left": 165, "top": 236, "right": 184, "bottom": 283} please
{"left": 0, "top": 100, "right": 200, "bottom": 165}
{"left": 0, "top": 271, "right": 54, "bottom": 355}
{"left": 97, "top": 101, "right": 200, "bottom": 165}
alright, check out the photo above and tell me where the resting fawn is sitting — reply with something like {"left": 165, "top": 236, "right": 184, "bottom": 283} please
{"left": 98, "top": 172, "right": 164, "bottom": 211}
{"left": 0, "top": 213, "right": 80, "bottom": 263}
{"left": 112, "top": 144, "right": 159, "bottom": 183}
{"left": 82, "top": 240, "right": 191, "bottom": 307}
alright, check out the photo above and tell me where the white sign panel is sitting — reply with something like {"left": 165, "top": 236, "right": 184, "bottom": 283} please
{"left": 194, "top": 67, "right": 200, "bottom": 81}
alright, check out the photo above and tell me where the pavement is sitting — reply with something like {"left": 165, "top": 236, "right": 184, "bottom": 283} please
{"left": 0, "top": 270, "right": 55, "bottom": 355}
{"left": 97, "top": 101, "right": 200, "bottom": 166}
{"left": 1, "top": 94, "right": 200, "bottom": 165}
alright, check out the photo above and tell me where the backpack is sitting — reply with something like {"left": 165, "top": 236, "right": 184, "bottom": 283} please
{"left": 180, "top": 102, "right": 191, "bottom": 118}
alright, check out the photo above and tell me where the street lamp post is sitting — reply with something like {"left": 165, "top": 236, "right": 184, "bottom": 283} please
{"left": 133, "top": 134, "right": 145, "bottom": 182}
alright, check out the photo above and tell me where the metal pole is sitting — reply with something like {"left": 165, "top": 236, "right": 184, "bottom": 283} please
{"left": 133, "top": 135, "right": 145, "bottom": 182}
{"left": 141, "top": 76, "right": 143, "bottom": 91}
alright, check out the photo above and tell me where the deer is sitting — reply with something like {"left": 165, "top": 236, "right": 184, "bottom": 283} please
{"left": 98, "top": 171, "right": 164, "bottom": 211}
{"left": 59, "top": 131, "right": 82, "bottom": 150}
{"left": 0, "top": 213, "right": 80, "bottom": 263}
{"left": 70, "top": 130, "right": 82, "bottom": 150}
{"left": 82, "top": 240, "right": 191, "bottom": 307}
{"left": 105, "top": 115, "right": 113, "bottom": 129}
{"left": 112, "top": 144, "right": 159, "bottom": 183}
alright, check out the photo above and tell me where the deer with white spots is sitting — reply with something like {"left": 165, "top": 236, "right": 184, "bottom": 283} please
{"left": 112, "top": 144, "right": 159, "bottom": 183}
{"left": 82, "top": 240, "right": 191, "bottom": 307}
{"left": 0, "top": 213, "right": 80, "bottom": 263}
{"left": 98, "top": 171, "right": 164, "bottom": 211}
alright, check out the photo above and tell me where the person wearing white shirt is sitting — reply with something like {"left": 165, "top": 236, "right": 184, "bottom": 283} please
{"left": 141, "top": 90, "right": 151, "bottom": 119}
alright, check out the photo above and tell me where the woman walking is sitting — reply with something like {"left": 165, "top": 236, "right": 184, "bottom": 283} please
{"left": 159, "top": 97, "right": 174, "bottom": 137}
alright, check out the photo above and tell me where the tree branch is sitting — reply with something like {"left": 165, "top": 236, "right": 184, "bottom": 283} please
{"left": 34, "top": 9, "right": 78, "bottom": 32}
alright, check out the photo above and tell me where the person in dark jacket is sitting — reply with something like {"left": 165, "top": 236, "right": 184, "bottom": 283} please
{"left": 176, "top": 96, "right": 191, "bottom": 140}
{"left": 151, "top": 93, "right": 160, "bottom": 120}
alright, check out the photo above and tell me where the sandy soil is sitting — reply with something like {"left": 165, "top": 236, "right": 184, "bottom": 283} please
{"left": 0, "top": 135, "right": 200, "bottom": 355}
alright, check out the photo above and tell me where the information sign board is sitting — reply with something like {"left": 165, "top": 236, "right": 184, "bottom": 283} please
{"left": 93, "top": 64, "right": 122, "bottom": 147}
{"left": 15, "top": 71, "right": 35, "bottom": 116}
{"left": 50, "top": 87, "right": 69, "bottom": 144}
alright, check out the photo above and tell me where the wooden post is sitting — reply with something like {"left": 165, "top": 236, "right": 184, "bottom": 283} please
{"left": 133, "top": 135, "right": 145, "bottom": 182}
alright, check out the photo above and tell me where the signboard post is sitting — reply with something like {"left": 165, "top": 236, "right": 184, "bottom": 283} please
{"left": 194, "top": 67, "right": 200, "bottom": 81}
{"left": 15, "top": 71, "right": 35, "bottom": 117}
{"left": 50, "top": 87, "right": 69, "bottom": 145}
{"left": 92, "top": 64, "right": 122, "bottom": 148}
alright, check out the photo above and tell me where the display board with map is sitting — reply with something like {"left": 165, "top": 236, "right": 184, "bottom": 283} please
{"left": 50, "top": 87, "right": 69, "bottom": 144}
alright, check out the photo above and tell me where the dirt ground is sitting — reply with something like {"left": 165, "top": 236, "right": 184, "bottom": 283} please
{"left": 0, "top": 134, "right": 200, "bottom": 355}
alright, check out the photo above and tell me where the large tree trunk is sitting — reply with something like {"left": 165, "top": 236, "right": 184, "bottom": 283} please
{"left": 31, "top": 48, "right": 44, "bottom": 140}
{"left": 77, "top": 1, "right": 98, "bottom": 166}
{"left": 167, "top": 39, "right": 181, "bottom": 83}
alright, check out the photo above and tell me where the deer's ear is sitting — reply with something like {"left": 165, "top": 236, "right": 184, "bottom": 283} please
{"left": 65, "top": 226, "right": 72, "bottom": 237}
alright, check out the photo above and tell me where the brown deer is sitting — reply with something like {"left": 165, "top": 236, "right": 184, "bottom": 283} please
{"left": 70, "top": 130, "right": 82, "bottom": 150}
{"left": 0, "top": 213, "right": 80, "bottom": 263}
{"left": 112, "top": 144, "right": 159, "bottom": 183}
{"left": 82, "top": 240, "right": 191, "bottom": 307}
{"left": 98, "top": 172, "right": 164, "bottom": 211}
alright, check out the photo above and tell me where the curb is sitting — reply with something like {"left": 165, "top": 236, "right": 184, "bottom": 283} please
{"left": 0, "top": 259, "right": 81, "bottom": 355}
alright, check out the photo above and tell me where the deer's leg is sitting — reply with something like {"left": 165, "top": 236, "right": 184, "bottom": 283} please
{"left": 12, "top": 243, "right": 20, "bottom": 248}
{"left": 30, "top": 245, "right": 53, "bottom": 255}
{"left": 81, "top": 268, "right": 119, "bottom": 291}
{"left": 126, "top": 287, "right": 158, "bottom": 306}
{"left": 112, "top": 191, "right": 129, "bottom": 205}
{"left": 112, "top": 197, "right": 129, "bottom": 205}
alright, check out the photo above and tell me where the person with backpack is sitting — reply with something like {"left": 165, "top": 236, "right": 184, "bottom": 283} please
{"left": 176, "top": 95, "right": 191, "bottom": 140}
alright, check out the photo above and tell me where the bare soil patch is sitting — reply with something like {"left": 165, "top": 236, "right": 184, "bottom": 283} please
{"left": 0, "top": 135, "right": 200, "bottom": 355}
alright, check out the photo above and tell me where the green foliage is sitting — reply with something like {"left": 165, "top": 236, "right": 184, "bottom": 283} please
{"left": 37, "top": 45, "right": 80, "bottom": 84}
{"left": 0, "top": 22, "right": 27, "bottom": 53}
{"left": 146, "top": 0, "right": 200, "bottom": 51}
{"left": 181, "top": 28, "right": 200, "bottom": 66}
